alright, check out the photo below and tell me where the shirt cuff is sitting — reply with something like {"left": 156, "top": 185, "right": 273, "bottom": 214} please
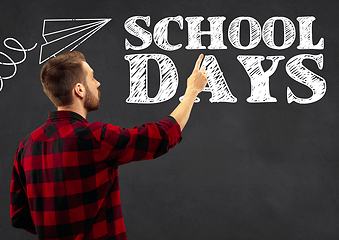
{"left": 164, "top": 116, "right": 178, "bottom": 125}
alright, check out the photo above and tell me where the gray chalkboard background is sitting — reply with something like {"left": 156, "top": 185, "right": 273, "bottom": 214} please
{"left": 1, "top": 0, "right": 339, "bottom": 239}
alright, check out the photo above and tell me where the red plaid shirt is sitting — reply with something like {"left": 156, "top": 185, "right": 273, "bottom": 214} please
{"left": 10, "top": 111, "right": 182, "bottom": 240}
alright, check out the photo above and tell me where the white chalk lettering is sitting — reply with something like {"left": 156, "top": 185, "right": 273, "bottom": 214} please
{"left": 153, "top": 16, "right": 183, "bottom": 51}
{"left": 297, "top": 16, "right": 324, "bottom": 50}
{"left": 237, "top": 55, "right": 285, "bottom": 103}
{"left": 123, "top": 15, "right": 326, "bottom": 104}
{"left": 286, "top": 54, "right": 326, "bottom": 104}
{"left": 124, "top": 54, "right": 178, "bottom": 103}
{"left": 262, "top": 17, "right": 296, "bottom": 50}
{"left": 200, "top": 55, "right": 237, "bottom": 103}
{"left": 228, "top": 17, "right": 261, "bottom": 50}
{"left": 125, "top": 16, "right": 152, "bottom": 50}
{"left": 185, "top": 16, "right": 227, "bottom": 50}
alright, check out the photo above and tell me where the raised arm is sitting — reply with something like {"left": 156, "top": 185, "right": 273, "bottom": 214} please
{"left": 170, "top": 54, "right": 208, "bottom": 130}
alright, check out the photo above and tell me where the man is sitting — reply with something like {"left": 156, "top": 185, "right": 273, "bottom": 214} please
{"left": 10, "top": 51, "right": 208, "bottom": 240}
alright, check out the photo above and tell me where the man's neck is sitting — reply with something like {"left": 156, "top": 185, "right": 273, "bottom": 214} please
{"left": 57, "top": 105, "right": 88, "bottom": 119}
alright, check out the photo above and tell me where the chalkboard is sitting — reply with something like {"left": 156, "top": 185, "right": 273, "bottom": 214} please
{"left": 2, "top": 0, "right": 339, "bottom": 239}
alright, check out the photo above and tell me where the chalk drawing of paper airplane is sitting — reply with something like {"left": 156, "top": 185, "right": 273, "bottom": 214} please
{"left": 39, "top": 18, "right": 111, "bottom": 64}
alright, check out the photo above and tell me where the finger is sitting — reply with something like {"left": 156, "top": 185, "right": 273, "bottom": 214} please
{"left": 194, "top": 54, "right": 204, "bottom": 70}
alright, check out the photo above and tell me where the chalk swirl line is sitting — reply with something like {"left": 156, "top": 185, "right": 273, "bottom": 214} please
{"left": 0, "top": 38, "right": 37, "bottom": 91}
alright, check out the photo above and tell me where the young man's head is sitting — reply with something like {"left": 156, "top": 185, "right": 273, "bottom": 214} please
{"left": 40, "top": 51, "right": 101, "bottom": 113}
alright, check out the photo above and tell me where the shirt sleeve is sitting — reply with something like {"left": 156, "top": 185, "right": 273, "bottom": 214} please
{"left": 100, "top": 116, "right": 182, "bottom": 167}
{"left": 10, "top": 152, "right": 37, "bottom": 234}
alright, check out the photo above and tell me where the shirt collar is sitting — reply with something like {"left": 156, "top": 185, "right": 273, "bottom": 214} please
{"left": 48, "top": 111, "right": 88, "bottom": 123}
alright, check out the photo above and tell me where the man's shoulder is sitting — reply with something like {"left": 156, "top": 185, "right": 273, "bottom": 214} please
{"left": 18, "top": 119, "right": 107, "bottom": 149}
{"left": 17, "top": 124, "right": 45, "bottom": 149}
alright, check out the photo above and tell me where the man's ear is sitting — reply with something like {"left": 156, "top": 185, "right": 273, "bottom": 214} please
{"left": 74, "top": 83, "right": 86, "bottom": 99}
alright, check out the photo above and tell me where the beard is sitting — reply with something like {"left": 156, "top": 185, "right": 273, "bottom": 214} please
{"left": 84, "top": 87, "right": 100, "bottom": 112}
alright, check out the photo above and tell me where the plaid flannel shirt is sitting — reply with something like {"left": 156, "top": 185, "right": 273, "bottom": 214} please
{"left": 10, "top": 111, "right": 182, "bottom": 240}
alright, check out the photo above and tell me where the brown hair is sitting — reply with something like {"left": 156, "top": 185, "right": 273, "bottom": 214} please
{"left": 40, "top": 51, "right": 86, "bottom": 106}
